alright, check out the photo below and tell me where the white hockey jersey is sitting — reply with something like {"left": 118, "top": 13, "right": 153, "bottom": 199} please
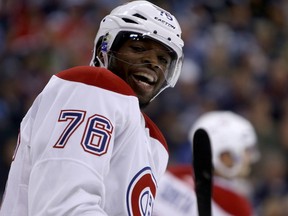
{"left": 0, "top": 66, "right": 169, "bottom": 216}
{"left": 153, "top": 165, "right": 253, "bottom": 216}
{"left": 152, "top": 168, "right": 198, "bottom": 216}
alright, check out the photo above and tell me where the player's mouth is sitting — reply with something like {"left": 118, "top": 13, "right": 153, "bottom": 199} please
{"left": 130, "top": 71, "right": 157, "bottom": 92}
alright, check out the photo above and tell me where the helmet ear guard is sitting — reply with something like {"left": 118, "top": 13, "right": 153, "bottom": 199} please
{"left": 91, "top": 35, "right": 109, "bottom": 67}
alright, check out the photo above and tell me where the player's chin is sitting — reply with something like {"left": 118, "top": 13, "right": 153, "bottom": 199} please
{"left": 137, "top": 94, "right": 152, "bottom": 109}
{"left": 131, "top": 85, "right": 156, "bottom": 108}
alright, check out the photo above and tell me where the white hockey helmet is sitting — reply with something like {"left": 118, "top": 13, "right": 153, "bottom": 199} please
{"left": 90, "top": 0, "right": 184, "bottom": 97}
{"left": 189, "top": 111, "right": 259, "bottom": 178}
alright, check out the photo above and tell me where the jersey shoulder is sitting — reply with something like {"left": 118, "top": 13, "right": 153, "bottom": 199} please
{"left": 168, "top": 164, "right": 194, "bottom": 180}
{"left": 142, "top": 112, "right": 168, "bottom": 152}
{"left": 213, "top": 184, "right": 253, "bottom": 216}
{"left": 56, "top": 66, "right": 136, "bottom": 97}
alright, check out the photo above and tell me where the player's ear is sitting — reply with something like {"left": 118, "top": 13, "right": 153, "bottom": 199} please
{"left": 219, "top": 151, "right": 234, "bottom": 168}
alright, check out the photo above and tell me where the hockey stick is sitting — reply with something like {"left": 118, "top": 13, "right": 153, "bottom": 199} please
{"left": 193, "top": 128, "right": 213, "bottom": 216}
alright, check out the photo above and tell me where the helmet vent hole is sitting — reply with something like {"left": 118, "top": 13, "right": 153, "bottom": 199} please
{"left": 122, "top": 18, "right": 138, "bottom": 24}
{"left": 153, "top": 30, "right": 157, "bottom": 34}
{"left": 132, "top": 13, "right": 147, "bottom": 20}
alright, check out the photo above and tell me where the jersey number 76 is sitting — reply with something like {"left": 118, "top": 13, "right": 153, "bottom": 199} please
{"left": 54, "top": 109, "right": 114, "bottom": 156}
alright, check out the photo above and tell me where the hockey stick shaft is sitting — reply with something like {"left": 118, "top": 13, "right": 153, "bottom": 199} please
{"left": 193, "top": 129, "right": 213, "bottom": 216}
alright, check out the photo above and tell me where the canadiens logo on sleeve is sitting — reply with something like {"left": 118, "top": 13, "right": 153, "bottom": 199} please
{"left": 126, "top": 167, "right": 157, "bottom": 216}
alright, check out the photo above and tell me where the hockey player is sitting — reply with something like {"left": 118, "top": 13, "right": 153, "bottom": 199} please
{"left": 153, "top": 111, "right": 260, "bottom": 216}
{"left": 0, "top": 1, "right": 184, "bottom": 215}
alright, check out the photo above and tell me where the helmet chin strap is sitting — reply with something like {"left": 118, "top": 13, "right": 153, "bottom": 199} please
{"left": 95, "top": 50, "right": 171, "bottom": 103}
{"left": 102, "top": 51, "right": 109, "bottom": 68}
{"left": 107, "top": 52, "right": 171, "bottom": 102}
{"left": 96, "top": 56, "right": 105, "bottom": 67}
{"left": 96, "top": 50, "right": 109, "bottom": 68}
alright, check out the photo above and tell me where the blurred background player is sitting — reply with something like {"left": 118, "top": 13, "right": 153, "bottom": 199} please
{"left": 153, "top": 111, "right": 260, "bottom": 216}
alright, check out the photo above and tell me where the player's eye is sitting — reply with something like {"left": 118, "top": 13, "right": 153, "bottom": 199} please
{"left": 159, "top": 56, "right": 168, "bottom": 65}
{"left": 130, "top": 45, "right": 145, "bottom": 52}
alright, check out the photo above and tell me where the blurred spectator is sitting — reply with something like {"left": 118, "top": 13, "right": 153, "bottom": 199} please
{"left": 0, "top": 135, "right": 17, "bottom": 202}
{"left": 252, "top": 150, "right": 288, "bottom": 216}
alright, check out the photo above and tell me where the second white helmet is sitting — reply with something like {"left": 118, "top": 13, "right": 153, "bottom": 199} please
{"left": 189, "top": 111, "right": 259, "bottom": 178}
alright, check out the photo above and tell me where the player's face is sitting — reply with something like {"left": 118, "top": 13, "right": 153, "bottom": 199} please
{"left": 108, "top": 37, "right": 172, "bottom": 107}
